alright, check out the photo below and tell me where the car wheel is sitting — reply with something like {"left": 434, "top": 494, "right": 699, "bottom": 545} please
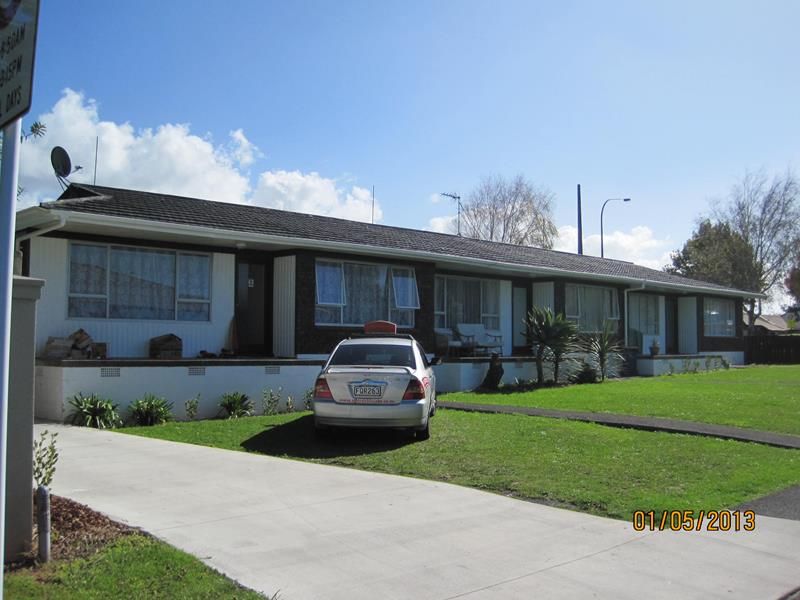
{"left": 415, "top": 419, "right": 430, "bottom": 441}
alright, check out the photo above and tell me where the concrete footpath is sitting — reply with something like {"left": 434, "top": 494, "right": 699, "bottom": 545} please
{"left": 41, "top": 424, "right": 800, "bottom": 600}
{"left": 440, "top": 401, "right": 800, "bottom": 449}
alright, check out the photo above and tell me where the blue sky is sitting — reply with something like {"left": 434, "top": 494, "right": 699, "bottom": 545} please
{"left": 18, "top": 0, "right": 800, "bottom": 298}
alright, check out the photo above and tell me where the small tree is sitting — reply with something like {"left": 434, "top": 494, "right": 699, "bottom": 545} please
{"left": 33, "top": 430, "right": 59, "bottom": 489}
{"left": 524, "top": 307, "right": 577, "bottom": 385}
{"left": 583, "top": 324, "right": 624, "bottom": 382}
{"left": 548, "top": 317, "right": 578, "bottom": 384}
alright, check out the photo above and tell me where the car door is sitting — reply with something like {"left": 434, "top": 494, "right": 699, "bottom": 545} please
{"left": 415, "top": 342, "right": 436, "bottom": 404}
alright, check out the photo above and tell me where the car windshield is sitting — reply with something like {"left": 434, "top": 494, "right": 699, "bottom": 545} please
{"left": 329, "top": 344, "right": 415, "bottom": 368}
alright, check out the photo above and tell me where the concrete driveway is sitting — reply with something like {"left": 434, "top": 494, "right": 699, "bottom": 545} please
{"left": 41, "top": 423, "right": 800, "bottom": 600}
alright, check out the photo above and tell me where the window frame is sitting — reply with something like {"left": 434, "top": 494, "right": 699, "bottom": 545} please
{"left": 67, "top": 241, "right": 212, "bottom": 322}
{"left": 564, "top": 283, "right": 620, "bottom": 332}
{"left": 434, "top": 274, "right": 501, "bottom": 330}
{"left": 703, "top": 297, "right": 737, "bottom": 338}
{"left": 314, "top": 259, "right": 418, "bottom": 328}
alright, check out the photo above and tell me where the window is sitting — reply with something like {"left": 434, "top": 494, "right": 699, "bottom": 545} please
{"left": 627, "top": 294, "right": 660, "bottom": 349}
{"left": 704, "top": 298, "right": 736, "bottom": 337}
{"left": 314, "top": 260, "right": 419, "bottom": 327}
{"left": 565, "top": 284, "right": 619, "bottom": 332}
{"left": 68, "top": 243, "right": 211, "bottom": 321}
{"left": 434, "top": 274, "right": 501, "bottom": 330}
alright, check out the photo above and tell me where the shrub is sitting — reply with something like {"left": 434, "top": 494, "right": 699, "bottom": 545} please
{"left": 220, "top": 392, "right": 253, "bottom": 419}
{"left": 67, "top": 393, "right": 121, "bottom": 428}
{"left": 581, "top": 324, "right": 624, "bottom": 382}
{"left": 524, "top": 307, "right": 578, "bottom": 385}
{"left": 303, "top": 388, "right": 314, "bottom": 411}
{"left": 33, "top": 430, "right": 59, "bottom": 488}
{"left": 571, "top": 361, "right": 597, "bottom": 384}
{"left": 129, "top": 394, "right": 174, "bottom": 426}
{"left": 285, "top": 395, "right": 294, "bottom": 413}
{"left": 185, "top": 394, "right": 200, "bottom": 420}
{"left": 262, "top": 388, "right": 281, "bottom": 416}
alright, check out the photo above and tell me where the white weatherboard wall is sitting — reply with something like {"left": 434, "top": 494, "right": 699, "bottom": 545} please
{"left": 532, "top": 281, "right": 554, "bottom": 310}
{"left": 29, "top": 237, "right": 235, "bottom": 358}
{"left": 273, "top": 255, "right": 296, "bottom": 357}
{"left": 36, "top": 363, "right": 323, "bottom": 422}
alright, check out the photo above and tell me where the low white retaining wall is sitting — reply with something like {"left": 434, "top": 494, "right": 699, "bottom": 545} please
{"left": 36, "top": 361, "right": 323, "bottom": 422}
{"left": 636, "top": 352, "right": 743, "bottom": 377}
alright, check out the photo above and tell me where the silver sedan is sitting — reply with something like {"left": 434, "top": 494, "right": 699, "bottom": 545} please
{"left": 312, "top": 336, "right": 438, "bottom": 439}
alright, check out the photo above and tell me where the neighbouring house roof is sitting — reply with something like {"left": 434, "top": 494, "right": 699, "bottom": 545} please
{"left": 20, "top": 183, "right": 761, "bottom": 298}
{"left": 749, "top": 313, "right": 793, "bottom": 333}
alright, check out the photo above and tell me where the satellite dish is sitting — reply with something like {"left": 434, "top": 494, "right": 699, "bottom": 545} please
{"left": 51, "top": 146, "right": 72, "bottom": 178}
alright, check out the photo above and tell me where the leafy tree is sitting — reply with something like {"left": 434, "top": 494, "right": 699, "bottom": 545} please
{"left": 667, "top": 220, "right": 758, "bottom": 291}
{"left": 0, "top": 120, "right": 47, "bottom": 199}
{"left": 458, "top": 174, "right": 558, "bottom": 248}
{"left": 668, "top": 170, "right": 800, "bottom": 333}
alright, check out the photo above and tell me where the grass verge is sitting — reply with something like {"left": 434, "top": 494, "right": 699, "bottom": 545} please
{"left": 444, "top": 365, "right": 800, "bottom": 435}
{"left": 124, "top": 410, "right": 800, "bottom": 520}
{"left": 4, "top": 495, "right": 268, "bottom": 599}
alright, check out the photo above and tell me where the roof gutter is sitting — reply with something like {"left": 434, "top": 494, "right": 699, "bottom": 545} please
{"left": 15, "top": 215, "right": 67, "bottom": 244}
{"left": 40, "top": 209, "right": 766, "bottom": 300}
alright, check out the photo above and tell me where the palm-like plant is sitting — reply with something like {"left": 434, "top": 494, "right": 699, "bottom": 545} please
{"left": 523, "top": 307, "right": 578, "bottom": 385}
{"left": 583, "top": 323, "right": 624, "bottom": 382}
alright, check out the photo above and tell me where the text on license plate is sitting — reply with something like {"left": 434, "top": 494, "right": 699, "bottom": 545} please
{"left": 352, "top": 385, "right": 382, "bottom": 397}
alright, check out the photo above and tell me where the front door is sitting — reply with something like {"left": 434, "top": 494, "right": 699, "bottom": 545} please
{"left": 235, "top": 256, "right": 272, "bottom": 355}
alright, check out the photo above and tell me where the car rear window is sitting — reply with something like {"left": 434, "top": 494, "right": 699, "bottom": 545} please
{"left": 329, "top": 344, "right": 415, "bottom": 368}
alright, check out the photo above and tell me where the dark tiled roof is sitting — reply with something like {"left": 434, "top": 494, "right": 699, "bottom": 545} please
{"left": 46, "top": 184, "right": 754, "bottom": 296}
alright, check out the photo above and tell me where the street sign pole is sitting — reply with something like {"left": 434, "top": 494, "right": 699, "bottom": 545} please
{"left": 0, "top": 118, "right": 22, "bottom": 587}
{"left": 0, "top": 0, "right": 40, "bottom": 587}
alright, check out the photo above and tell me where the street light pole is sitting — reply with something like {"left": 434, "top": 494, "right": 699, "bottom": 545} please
{"left": 600, "top": 197, "right": 631, "bottom": 258}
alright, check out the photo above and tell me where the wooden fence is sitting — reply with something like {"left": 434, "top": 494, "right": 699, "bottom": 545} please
{"left": 745, "top": 335, "right": 800, "bottom": 364}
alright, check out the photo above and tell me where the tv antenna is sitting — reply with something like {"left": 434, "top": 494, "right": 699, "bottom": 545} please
{"left": 51, "top": 146, "right": 83, "bottom": 190}
{"left": 440, "top": 192, "right": 462, "bottom": 236}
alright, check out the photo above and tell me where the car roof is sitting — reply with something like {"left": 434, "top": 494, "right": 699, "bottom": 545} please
{"left": 338, "top": 337, "right": 415, "bottom": 347}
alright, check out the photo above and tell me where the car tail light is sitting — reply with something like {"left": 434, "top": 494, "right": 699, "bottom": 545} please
{"left": 403, "top": 378, "right": 425, "bottom": 400}
{"left": 314, "top": 377, "right": 333, "bottom": 400}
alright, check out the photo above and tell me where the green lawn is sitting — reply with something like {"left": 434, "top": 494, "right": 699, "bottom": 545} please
{"left": 124, "top": 411, "right": 800, "bottom": 520}
{"left": 4, "top": 534, "right": 267, "bottom": 599}
{"left": 444, "top": 365, "right": 800, "bottom": 435}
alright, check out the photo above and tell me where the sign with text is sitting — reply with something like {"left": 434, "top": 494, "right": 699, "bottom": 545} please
{"left": 0, "top": 0, "right": 39, "bottom": 130}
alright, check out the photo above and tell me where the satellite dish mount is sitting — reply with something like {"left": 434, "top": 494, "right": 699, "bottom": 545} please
{"left": 51, "top": 146, "right": 82, "bottom": 190}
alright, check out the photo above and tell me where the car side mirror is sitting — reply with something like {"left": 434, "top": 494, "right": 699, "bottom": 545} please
{"left": 431, "top": 356, "right": 443, "bottom": 366}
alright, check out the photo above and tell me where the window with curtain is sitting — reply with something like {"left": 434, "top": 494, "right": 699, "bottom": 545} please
{"left": 314, "top": 260, "right": 418, "bottom": 327}
{"left": 627, "top": 294, "right": 660, "bottom": 350}
{"left": 434, "top": 275, "right": 501, "bottom": 330}
{"left": 565, "top": 283, "right": 619, "bottom": 332}
{"left": 68, "top": 243, "right": 211, "bottom": 321}
{"left": 703, "top": 298, "right": 736, "bottom": 337}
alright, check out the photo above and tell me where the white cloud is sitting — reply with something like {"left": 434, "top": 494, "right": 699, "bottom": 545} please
{"left": 18, "top": 89, "right": 382, "bottom": 223}
{"left": 228, "top": 128, "right": 260, "bottom": 167}
{"left": 427, "top": 215, "right": 457, "bottom": 234}
{"left": 555, "top": 225, "right": 674, "bottom": 270}
{"left": 251, "top": 170, "right": 381, "bottom": 222}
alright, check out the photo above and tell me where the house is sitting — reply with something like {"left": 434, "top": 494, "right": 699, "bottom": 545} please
{"left": 743, "top": 313, "right": 796, "bottom": 336}
{"left": 15, "top": 184, "right": 762, "bottom": 418}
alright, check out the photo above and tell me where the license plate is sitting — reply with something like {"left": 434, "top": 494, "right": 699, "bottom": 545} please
{"left": 349, "top": 380, "right": 386, "bottom": 399}
{"left": 352, "top": 385, "right": 382, "bottom": 397}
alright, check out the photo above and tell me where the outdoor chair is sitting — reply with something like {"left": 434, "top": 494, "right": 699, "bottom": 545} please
{"left": 434, "top": 327, "right": 467, "bottom": 356}
{"left": 454, "top": 323, "right": 503, "bottom": 355}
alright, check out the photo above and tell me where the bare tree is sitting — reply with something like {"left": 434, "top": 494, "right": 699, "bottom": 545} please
{"left": 714, "top": 170, "right": 800, "bottom": 332}
{"left": 457, "top": 174, "right": 558, "bottom": 248}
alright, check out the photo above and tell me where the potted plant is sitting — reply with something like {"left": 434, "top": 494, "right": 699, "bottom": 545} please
{"left": 649, "top": 338, "right": 660, "bottom": 356}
